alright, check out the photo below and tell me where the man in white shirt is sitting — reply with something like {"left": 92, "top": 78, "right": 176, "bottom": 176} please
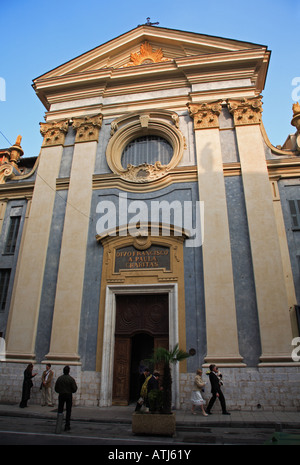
{"left": 41, "top": 363, "right": 54, "bottom": 407}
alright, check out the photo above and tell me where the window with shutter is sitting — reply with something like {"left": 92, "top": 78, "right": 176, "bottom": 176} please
{"left": 0, "top": 269, "right": 10, "bottom": 311}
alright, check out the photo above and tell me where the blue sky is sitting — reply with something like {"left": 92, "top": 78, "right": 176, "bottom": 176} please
{"left": 1, "top": 0, "right": 299, "bottom": 157}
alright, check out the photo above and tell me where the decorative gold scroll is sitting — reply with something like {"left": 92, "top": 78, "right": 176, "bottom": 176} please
{"left": 123, "top": 41, "right": 171, "bottom": 67}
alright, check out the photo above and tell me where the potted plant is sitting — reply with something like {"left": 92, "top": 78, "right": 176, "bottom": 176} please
{"left": 132, "top": 344, "right": 190, "bottom": 436}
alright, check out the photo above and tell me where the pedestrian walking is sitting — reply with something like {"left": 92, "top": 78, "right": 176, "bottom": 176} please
{"left": 54, "top": 365, "right": 77, "bottom": 431}
{"left": 41, "top": 363, "right": 54, "bottom": 407}
{"left": 147, "top": 371, "right": 162, "bottom": 412}
{"left": 134, "top": 367, "right": 151, "bottom": 411}
{"left": 191, "top": 368, "right": 208, "bottom": 416}
{"left": 206, "top": 364, "right": 230, "bottom": 415}
{"left": 19, "top": 363, "right": 37, "bottom": 408}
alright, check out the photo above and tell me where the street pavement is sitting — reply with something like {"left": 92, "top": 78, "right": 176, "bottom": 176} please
{"left": 0, "top": 402, "right": 299, "bottom": 437}
{"left": 0, "top": 402, "right": 300, "bottom": 449}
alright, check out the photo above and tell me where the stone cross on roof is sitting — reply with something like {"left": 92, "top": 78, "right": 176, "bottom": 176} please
{"left": 141, "top": 17, "right": 159, "bottom": 26}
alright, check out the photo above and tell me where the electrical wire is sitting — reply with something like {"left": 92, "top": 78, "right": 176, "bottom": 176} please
{"left": 36, "top": 170, "right": 94, "bottom": 222}
{"left": 0, "top": 130, "right": 12, "bottom": 147}
{"left": 0, "top": 128, "right": 94, "bottom": 222}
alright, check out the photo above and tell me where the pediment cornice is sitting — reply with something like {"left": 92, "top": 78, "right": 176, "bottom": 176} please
{"left": 34, "top": 26, "right": 268, "bottom": 78}
{"left": 32, "top": 26, "right": 270, "bottom": 110}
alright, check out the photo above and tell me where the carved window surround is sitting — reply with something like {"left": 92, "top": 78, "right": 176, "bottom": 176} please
{"left": 106, "top": 110, "right": 185, "bottom": 183}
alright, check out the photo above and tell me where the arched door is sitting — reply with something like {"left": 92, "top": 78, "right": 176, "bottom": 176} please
{"left": 112, "top": 294, "right": 169, "bottom": 405}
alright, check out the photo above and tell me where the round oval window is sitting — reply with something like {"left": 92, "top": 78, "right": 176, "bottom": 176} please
{"left": 121, "top": 135, "right": 173, "bottom": 169}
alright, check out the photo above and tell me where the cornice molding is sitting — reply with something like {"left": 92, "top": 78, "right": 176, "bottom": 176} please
{"left": 55, "top": 168, "right": 197, "bottom": 194}
{"left": 266, "top": 158, "right": 300, "bottom": 179}
{"left": 33, "top": 45, "right": 269, "bottom": 111}
{"left": 93, "top": 166, "right": 198, "bottom": 192}
{"left": 4, "top": 157, "right": 300, "bottom": 201}
{"left": 0, "top": 181, "right": 35, "bottom": 200}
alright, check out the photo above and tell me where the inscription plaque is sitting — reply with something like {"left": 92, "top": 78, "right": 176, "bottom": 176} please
{"left": 115, "top": 245, "right": 170, "bottom": 272}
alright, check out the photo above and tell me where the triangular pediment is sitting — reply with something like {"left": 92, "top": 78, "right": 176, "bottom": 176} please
{"left": 36, "top": 25, "right": 267, "bottom": 79}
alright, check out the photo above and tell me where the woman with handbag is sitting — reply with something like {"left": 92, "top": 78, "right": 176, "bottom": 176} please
{"left": 191, "top": 368, "right": 208, "bottom": 416}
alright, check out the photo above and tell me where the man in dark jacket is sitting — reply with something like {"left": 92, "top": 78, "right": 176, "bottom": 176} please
{"left": 55, "top": 365, "right": 78, "bottom": 431}
{"left": 134, "top": 367, "right": 151, "bottom": 411}
{"left": 147, "top": 371, "right": 162, "bottom": 412}
{"left": 206, "top": 364, "right": 230, "bottom": 415}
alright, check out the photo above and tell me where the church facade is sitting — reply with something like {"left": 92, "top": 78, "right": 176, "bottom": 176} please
{"left": 0, "top": 25, "right": 300, "bottom": 410}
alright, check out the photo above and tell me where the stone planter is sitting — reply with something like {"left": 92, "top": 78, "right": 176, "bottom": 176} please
{"left": 132, "top": 412, "right": 176, "bottom": 437}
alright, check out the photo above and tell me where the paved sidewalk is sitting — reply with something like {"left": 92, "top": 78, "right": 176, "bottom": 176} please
{"left": 0, "top": 402, "right": 299, "bottom": 430}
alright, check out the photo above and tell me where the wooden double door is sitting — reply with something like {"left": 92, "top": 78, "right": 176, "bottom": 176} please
{"left": 112, "top": 294, "right": 169, "bottom": 405}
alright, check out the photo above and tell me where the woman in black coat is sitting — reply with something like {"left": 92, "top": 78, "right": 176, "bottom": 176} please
{"left": 19, "top": 363, "right": 37, "bottom": 408}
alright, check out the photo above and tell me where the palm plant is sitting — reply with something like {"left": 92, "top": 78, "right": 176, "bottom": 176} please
{"left": 151, "top": 344, "right": 190, "bottom": 414}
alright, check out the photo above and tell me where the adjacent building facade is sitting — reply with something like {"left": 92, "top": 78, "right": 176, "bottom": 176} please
{"left": 0, "top": 25, "right": 300, "bottom": 410}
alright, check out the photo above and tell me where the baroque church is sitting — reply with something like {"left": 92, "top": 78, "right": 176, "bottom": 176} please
{"left": 0, "top": 24, "right": 300, "bottom": 410}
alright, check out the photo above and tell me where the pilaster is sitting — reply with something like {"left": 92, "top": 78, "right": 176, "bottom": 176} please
{"left": 5, "top": 120, "right": 69, "bottom": 362}
{"left": 45, "top": 114, "right": 102, "bottom": 364}
{"left": 0, "top": 201, "right": 7, "bottom": 234}
{"left": 270, "top": 179, "right": 298, "bottom": 338}
{"left": 187, "top": 101, "right": 244, "bottom": 366}
{"left": 228, "top": 97, "right": 294, "bottom": 364}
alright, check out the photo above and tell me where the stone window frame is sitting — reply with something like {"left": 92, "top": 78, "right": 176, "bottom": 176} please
{"left": 288, "top": 199, "right": 300, "bottom": 230}
{"left": 106, "top": 110, "right": 185, "bottom": 182}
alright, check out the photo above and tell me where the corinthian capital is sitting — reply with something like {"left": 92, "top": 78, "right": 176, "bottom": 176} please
{"left": 227, "top": 96, "right": 263, "bottom": 126}
{"left": 40, "top": 119, "right": 69, "bottom": 147}
{"left": 187, "top": 101, "right": 222, "bottom": 130}
{"left": 72, "top": 114, "right": 103, "bottom": 143}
